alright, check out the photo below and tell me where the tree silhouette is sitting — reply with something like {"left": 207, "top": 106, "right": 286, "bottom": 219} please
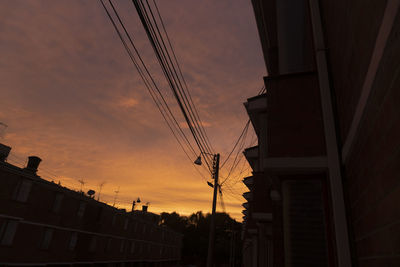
{"left": 159, "top": 211, "right": 242, "bottom": 266}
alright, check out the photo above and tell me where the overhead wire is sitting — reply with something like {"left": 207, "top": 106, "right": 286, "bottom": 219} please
{"left": 131, "top": 0, "right": 214, "bottom": 170}
{"left": 220, "top": 120, "right": 251, "bottom": 169}
{"left": 100, "top": 0, "right": 210, "bottom": 179}
{"left": 218, "top": 85, "right": 266, "bottom": 202}
{"left": 137, "top": 0, "right": 214, "bottom": 157}
{"left": 220, "top": 121, "right": 250, "bottom": 185}
{"left": 151, "top": 0, "right": 215, "bottom": 153}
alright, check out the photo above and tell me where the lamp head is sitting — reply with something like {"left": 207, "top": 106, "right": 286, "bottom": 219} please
{"left": 194, "top": 156, "right": 202, "bottom": 165}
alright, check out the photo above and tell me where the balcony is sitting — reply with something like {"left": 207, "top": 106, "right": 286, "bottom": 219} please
{"left": 243, "top": 176, "right": 254, "bottom": 190}
{"left": 243, "top": 146, "right": 259, "bottom": 171}
{"left": 243, "top": 191, "right": 253, "bottom": 201}
{"left": 244, "top": 94, "right": 267, "bottom": 136}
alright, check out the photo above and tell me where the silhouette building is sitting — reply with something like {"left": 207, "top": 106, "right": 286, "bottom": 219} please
{"left": 242, "top": 0, "right": 400, "bottom": 266}
{"left": 0, "top": 143, "right": 182, "bottom": 265}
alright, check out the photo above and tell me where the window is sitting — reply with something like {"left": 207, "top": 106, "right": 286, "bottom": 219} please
{"left": 130, "top": 241, "right": 135, "bottom": 254}
{"left": 68, "top": 232, "right": 78, "bottom": 251}
{"left": 0, "top": 220, "right": 18, "bottom": 246}
{"left": 143, "top": 224, "right": 146, "bottom": 234}
{"left": 77, "top": 202, "right": 86, "bottom": 218}
{"left": 120, "top": 239, "right": 125, "bottom": 253}
{"left": 124, "top": 218, "right": 129, "bottom": 230}
{"left": 51, "top": 193, "right": 64, "bottom": 213}
{"left": 40, "top": 228, "right": 53, "bottom": 250}
{"left": 105, "top": 238, "right": 112, "bottom": 252}
{"left": 89, "top": 236, "right": 97, "bottom": 252}
{"left": 13, "top": 179, "right": 32, "bottom": 202}
{"left": 112, "top": 214, "right": 116, "bottom": 226}
{"left": 96, "top": 207, "right": 103, "bottom": 220}
{"left": 133, "top": 221, "right": 138, "bottom": 233}
{"left": 282, "top": 180, "right": 329, "bottom": 266}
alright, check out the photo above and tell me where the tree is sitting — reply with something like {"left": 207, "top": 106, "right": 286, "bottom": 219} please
{"left": 159, "top": 211, "right": 242, "bottom": 266}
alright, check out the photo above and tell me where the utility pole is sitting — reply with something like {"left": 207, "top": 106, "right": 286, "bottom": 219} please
{"left": 229, "top": 227, "right": 234, "bottom": 267}
{"left": 207, "top": 153, "right": 220, "bottom": 267}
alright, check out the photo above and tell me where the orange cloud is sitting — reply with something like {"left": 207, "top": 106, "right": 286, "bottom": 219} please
{"left": 0, "top": 0, "right": 265, "bottom": 221}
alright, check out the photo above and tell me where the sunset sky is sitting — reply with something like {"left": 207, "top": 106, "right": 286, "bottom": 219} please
{"left": 0, "top": 0, "right": 266, "bottom": 220}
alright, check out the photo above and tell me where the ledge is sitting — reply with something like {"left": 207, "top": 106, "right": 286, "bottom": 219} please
{"left": 262, "top": 156, "right": 327, "bottom": 173}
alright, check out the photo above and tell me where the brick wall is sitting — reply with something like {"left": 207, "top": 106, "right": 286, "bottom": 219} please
{"left": 343, "top": 10, "right": 400, "bottom": 267}
{"left": 0, "top": 162, "right": 182, "bottom": 264}
{"left": 320, "top": 0, "right": 388, "bottom": 142}
{"left": 266, "top": 72, "right": 326, "bottom": 157}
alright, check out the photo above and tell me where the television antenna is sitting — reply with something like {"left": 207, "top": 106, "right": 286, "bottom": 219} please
{"left": 78, "top": 179, "right": 85, "bottom": 192}
{"left": 113, "top": 186, "right": 120, "bottom": 207}
{"left": 97, "top": 182, "right": 106, "bottom": 201}
{"left": 0, "top": 122, "right": 7, "bottom": 139}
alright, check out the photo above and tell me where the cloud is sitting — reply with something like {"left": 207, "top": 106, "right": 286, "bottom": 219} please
{"left": 0, "top": 0, "right": 265, "bottom": 221}
{"left": 117, "top": 97, "right": 139, "bottom": 108}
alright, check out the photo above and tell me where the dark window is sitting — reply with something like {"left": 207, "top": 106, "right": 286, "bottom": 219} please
{"left": 68, "top": 232, "right": 78, "bottom": 251}
{"left": 130, "top": 241, "right": 135, "bottom": 254}
{"left": 0, "top": 220, "right": 18, "bottom": 246}
{"left": 105, "top": 238, "right": 112, "bottom": 252}
{"left": 112, "top": 214, "right": 116, "bottom": 226}
{"left": 96, "top": 207, "right": 103, "bottom": 220}
{"left": 77, "top": 201, "right": 86, "bottom": 218}
{"left": 89, "top": 236, "right": 97, "bottom": 252}
{"left": 51, "top": 193, "right": 64, "bottom": 213}
{"left": 120, "top": 239, "right": 125, "bottom": 253}
{"left": 12, "top": 179, "right": 32, "bottom": 202}
{"left": 124, "top": 218, "right": 129, "bottom": 230}
{"left": 39, "top": 228, "right": 53, "bottom": 250}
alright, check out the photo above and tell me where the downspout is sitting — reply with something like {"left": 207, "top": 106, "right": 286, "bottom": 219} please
{"left": 308, "top": 0, "right": 352, "bottom": 266}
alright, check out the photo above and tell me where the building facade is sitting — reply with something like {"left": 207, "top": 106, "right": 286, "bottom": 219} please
{"left": 0, "top": 143, "right": 182, "bottom": 266}
{"left": 242, "top": 0, "right": 400, "bottom": 266}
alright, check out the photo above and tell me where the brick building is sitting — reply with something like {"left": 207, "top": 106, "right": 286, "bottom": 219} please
{"left": 242, "top": 0, "right": 400, "bottom": 266}
{"left": 0, "top": 143, "right": 182, "bottom": 266}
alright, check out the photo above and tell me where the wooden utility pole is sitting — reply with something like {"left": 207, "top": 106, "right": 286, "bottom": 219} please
{"left": 207, "top": 153, "right": 220, "bottom": 267}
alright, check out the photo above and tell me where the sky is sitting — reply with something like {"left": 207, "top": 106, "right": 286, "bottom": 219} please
{"left": 0, "top": 0, "right": 266, "bottom": 220}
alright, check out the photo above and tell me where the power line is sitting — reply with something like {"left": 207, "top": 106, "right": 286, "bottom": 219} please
{"left": 220, "top": 121, "right": 250, "bottom": 185}
{"left": 220, "top": 120, "right": 250, "bottom": 169}
{"left": 100, "top": 0, "right": 211, "bottom": 180}
{"left": 131, "top": 0, "right": 215, "bottom": 170}
{"left": 151, "top": 0, "right": 215, "bottom": 153}
{"left": 146, "top": 0, "right": 215, "bottom": 155}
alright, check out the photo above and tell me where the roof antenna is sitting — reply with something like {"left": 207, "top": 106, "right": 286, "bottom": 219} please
{"left": 78, "top": 179, "right": 85, "bottom": 192}
{"left": 0, "top": 122, "right": 8, "bottom": 139}
{"left": 113, "top": 186, "right": 120, "bottom": 207}
{"left": 97, "top": 182, "right": 106, "bottom": 201}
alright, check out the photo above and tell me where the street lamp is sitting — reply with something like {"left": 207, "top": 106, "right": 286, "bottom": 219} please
{"left": 194, "top": 156, "right": 202, "bottom": 165}
{"left": 194, "top": 152, "right": 220, "bottom": 267}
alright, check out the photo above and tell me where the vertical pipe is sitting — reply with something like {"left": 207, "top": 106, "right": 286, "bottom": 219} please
{"left": 308, "top": 0, "right": 352, "bottom": 266}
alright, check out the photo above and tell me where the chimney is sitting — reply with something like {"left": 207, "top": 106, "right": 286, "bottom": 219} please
{"left": 25, "top": 156, "right": 41, "bottom": 174}
{"left": 131, "top": 201, "right": 136, "bottom": 212}
{"left": 142, "top": 205, "right": 148, "bottom": 212}
{"left": 0, "top": 143, "right": 11, "bottom": 161}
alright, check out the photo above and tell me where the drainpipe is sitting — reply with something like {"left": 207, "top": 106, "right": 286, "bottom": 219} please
{"left": 308, "top": 0, "right": 352, "bottom": 266}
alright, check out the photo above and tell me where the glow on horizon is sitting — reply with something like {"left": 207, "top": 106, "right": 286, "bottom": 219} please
{"left": 0, "top": 0, "right": 265, "bottom": 221}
